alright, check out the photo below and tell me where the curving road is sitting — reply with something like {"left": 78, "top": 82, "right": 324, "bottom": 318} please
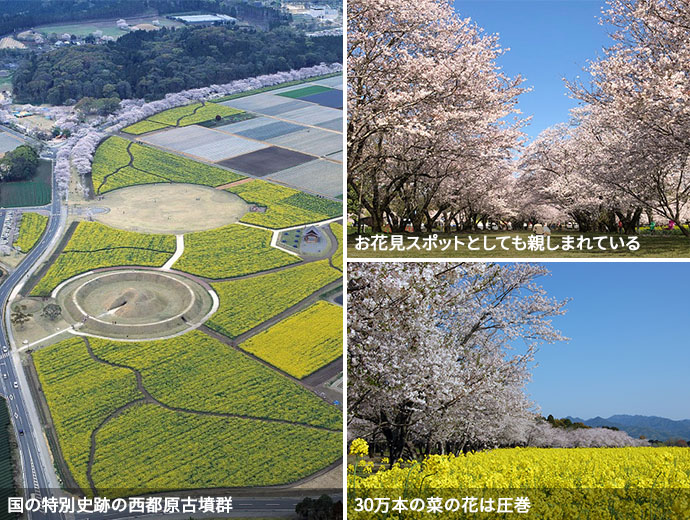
{"left": 0, "top": 158, "right": 343, "bottom": 520}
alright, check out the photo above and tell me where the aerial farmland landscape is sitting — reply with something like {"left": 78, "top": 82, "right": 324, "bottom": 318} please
{"left": 0, "top": 0, "right": 343, "bottom": 518}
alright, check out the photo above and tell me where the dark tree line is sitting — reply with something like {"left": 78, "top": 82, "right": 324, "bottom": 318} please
{"left": 0, "top": 145, "right": 39, "bottom": 182}
{"left": 12, "top": 25, "right": 342, "bottom": 104}
{"left": 0, "top": 0, "right": 288, "bottom": 38}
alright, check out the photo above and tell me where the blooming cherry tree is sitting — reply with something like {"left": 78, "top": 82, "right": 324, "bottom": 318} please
{"left": 348, "top": 262, "right": 568, "bottom": 460}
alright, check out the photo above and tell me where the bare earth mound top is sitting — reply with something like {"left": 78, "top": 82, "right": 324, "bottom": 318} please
{"left": 106, "top": 287, "right": 167, "bottom": 318}
{"left": 56, "top": 269, "right": 215, "bottom": 340}
{"left": 90, "top": 183, "right": 249, "bottom": 234}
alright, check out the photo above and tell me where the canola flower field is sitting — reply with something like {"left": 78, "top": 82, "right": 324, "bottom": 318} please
{"left": 31, "top": 222, "right": 175, "bottom": 296}
{"left": 225, "top": 180, "right": 342, "bottom": 229}
{"left": 208, "top": 260, "right": 341, "bottom": 338}
{"left": 90, "top": 403, "right": 341, "bottom": 494}
{"left": 241, "top": 301, "right": 343, "bottom": 379}
{"left": 33, "top": 337, "right": 142, "bottom": 493}
{"left": 348, "top": 442, "right": 690, "bottom": 519}
{"left": 147, "top": 102, "right": 242, "bottom": 127}
{"left": 89, "top": 331, "right": 341, "bottom": 430}
{"left": 120, "top": 120, "right": 169, "bottom": 135}
{"left": 33, "top": 333, "right": 342, "bottom": 495}
{"left": 91, "top": 136, "right": 244, "bottom": 194}
{"left": 173, "top": 223, "right": 300, "bottom": 279}
{"left": 13, "top": 212, "right": 48, "bottom": 253}
{"left": 122, "top": 102, "right": 243, "bottom": 134}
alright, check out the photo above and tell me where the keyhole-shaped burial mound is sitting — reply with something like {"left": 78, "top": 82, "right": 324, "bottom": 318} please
{"left": 56, "top": 269, "right": 216, "bottom": 340}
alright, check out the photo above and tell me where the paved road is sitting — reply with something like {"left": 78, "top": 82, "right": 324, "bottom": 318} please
{"left": 0, "top": 157, "right": 67, "bottom": 520}
{"left": 0, "top": 157, "right": 342, "bottom": 520}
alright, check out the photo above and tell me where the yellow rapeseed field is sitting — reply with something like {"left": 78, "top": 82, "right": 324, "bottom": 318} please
{"left": 348, "top": 441, "right": 690, "bottom": 519}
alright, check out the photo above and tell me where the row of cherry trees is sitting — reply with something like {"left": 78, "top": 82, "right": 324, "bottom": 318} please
{"left": 348, "top": 262, "right": 646, "bottom": 460}
{"left": 347, "top": 0, "right": 526, "bottom": 233}
{"left": 521, "top": 0, "right": 690, "bottom": 236}
{"left": 348, "top": 0, "right": 690, "bottom": 235}
{"left": 2, "top": 62, "right": 341, "bottom": 198}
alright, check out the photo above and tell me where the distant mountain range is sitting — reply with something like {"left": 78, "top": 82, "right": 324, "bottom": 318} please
{"left": 566, "top": 415, "right": 690, "bottom": 442}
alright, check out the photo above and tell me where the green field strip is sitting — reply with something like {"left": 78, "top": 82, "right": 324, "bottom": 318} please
{"left": 0, "top": 398, "right": 18, "bottom": 514}
{"left": 277, "top": 85, "right": 333, "bottom": 98}
{"left": 210, "top": 72, "right": 341, "bottom": 103}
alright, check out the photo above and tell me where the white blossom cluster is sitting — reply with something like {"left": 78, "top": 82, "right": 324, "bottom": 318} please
{"left": 104, "top": 62, "right": 342, "bottom": 133}
{"left": 348, "top": 262, "right": 571, "bottom": 458}
{"left": 26, "top": 62, "right": 340, "bottom": 197}
{"left": 526, "top": 422, "right": 649, "bottom": 448}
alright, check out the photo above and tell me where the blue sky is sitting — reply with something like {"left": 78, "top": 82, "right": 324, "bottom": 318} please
{"left": 454, "top": 0, "right": 611, "bottom": 140}
{"left": 523, "top": 263, "right": 689, "bottom": 421}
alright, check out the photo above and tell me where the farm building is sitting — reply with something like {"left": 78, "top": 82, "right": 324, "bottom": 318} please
{"left": 171, "top": 14, "right": 237, "bottom": 26}
{"left": 307, "top": 6, "right": 339, "bottom": 20}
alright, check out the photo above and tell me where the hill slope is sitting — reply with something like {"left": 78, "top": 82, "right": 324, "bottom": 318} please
{"left": 567, "top": 415, "right": 690, "bottom": 442}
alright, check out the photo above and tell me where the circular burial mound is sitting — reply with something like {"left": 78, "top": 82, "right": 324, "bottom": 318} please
{"left": 55, "top": 269, "right": 215, "bottom": 340}
{"left": 89, "top": 183, "right": 249, "bottom": 234}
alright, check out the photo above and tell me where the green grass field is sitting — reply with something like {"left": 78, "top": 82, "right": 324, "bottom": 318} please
{"left": 348, "top": 230, "right": 690, "bottom": 258}
{"left": 33, "top": 333, "right": 341, "bottom": 495}
{"left": 13, "top": 212, "right": 48, "bottom": 253}
{"left": 31, "top": 222, "right": 175, "bottom": 296}
{"left": 173, "top": 223, "right": 300, "bottom": 279}
{"left": 241, "top": 301, "right": 342, "bottom": 379}
{"left": 278, "top": 85, "right": 333, "bottom": 98}
{"left": 91, "top": 136, "right": 245, "bottom": 194}
{"left": 225, "top": 181, "right": 342, "bottom": 229}
{"left": 211, "top": 72, "right": 341, "bottom": 103}
{"left": 0, "top": 159, "right": 52, "bottom": 208}
{"left": 208, "top": 260, "right": 341, "bottom": 339}
{"left": 36, "top": 23, "right": 124, "bottom": 38}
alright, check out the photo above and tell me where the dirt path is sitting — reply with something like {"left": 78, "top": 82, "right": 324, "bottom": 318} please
{"left": 214, "top": 178, "right": 253, "bottom": 190}
{"left": 174, "top": 101, "right": 205, "bottom": 127}
{"left": 96, "top": 140, "right": 173, "bottom": 195}
{"left": 96, "top": 141, "right": 134, "bottom": 195}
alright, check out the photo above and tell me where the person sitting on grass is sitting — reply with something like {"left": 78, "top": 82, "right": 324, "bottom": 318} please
{"left": 533, "top": 223, "right": 544, "bottom": 235}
